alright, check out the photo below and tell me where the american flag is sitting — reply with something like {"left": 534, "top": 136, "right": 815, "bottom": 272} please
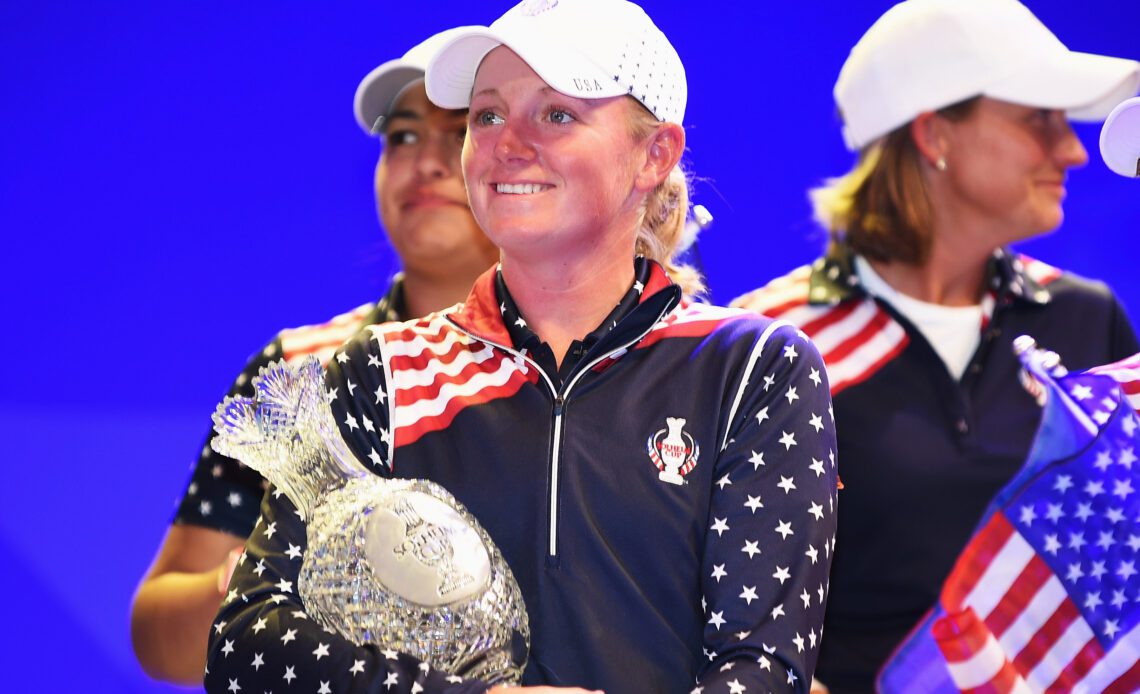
{"left": 1091, "top": 353, "right": 1140, "bottom": 414}
{"left": 879, "top": 343, "right": 1140, "bottom": 693}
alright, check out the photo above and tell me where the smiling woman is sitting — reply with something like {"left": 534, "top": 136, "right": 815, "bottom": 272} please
{"left": 465, "top": 59, "right": 649, "bottom": 260}
{"left": 459, "top": 46, "right": 688, "bottom": 356}
{"left": 201, "top": 1, "right": 838, "bottom": 693}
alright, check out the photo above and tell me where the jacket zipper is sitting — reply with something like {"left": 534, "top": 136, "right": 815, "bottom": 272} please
{"left": 549, "top": 395, "right": 565, "bottom": 557}
{"left": 448, "top": 303, "right": 673, "bottom": 558}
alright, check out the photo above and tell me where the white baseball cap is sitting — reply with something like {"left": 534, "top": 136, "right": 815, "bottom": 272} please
{"left": 1101, "top": 98, "right": 1140, "bottom": 178}
{"left": 425, "top": 0, "right": 686, "bottom": 125}
{"left": 836, "top": 0, "right": 1140, "bottom": 151}
{"left": 353, "top": 27, "right": 474, "bottom": 135}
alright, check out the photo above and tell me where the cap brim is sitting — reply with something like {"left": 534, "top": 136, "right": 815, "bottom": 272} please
{"left": 425, "top": 30, "right": 500, "bottom": 110}
{"left": 987, "top": 50, "right": 1140, "bottom": 121}
{"left": 426, "top": 27, "right": 624, "bottom": 111}
{"left": 353, "top": 60, "right": 426, "bottom": 135}
{"left": 1100, "top": 97, "right": 1140, "bottom": 178}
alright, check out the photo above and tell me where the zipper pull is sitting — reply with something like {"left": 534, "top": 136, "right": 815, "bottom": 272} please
{"left": 553, "top": 395, "right": 564, "bottom": 416}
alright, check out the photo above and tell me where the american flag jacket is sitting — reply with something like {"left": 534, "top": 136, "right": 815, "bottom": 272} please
{"left": 733, "top": 245, "right": 1139, "bottom": 694}
{"left": 174, "top": 279, "right": 403, "bottom": 538}
{"left": 205, "top": 260, "right": 839, "bottom": 694}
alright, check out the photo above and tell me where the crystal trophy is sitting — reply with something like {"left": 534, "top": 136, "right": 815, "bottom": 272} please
{"left": 211, "top": 358, "right": 528, "bottom": 684}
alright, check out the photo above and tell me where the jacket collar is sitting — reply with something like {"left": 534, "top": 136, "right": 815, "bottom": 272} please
{"left": 447, "top": 257, "right": 681, "bottom": 350}
{"left": 808, "top": 244, "right": 1053, "bottom": 307}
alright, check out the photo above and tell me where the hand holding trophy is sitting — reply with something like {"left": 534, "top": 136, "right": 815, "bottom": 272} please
{"left": 211, "top": 359, "right": 528, "bottom": 684}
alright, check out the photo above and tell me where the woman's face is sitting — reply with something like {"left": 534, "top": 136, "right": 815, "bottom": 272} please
{"left": 462, "top": 47, "right": 648, "bottom": 262}
{"left": 375, "top": 83, "right": 497, "bottom": 280}
{"left": 937, "top": 97, "right": 1089, "bottom": 244}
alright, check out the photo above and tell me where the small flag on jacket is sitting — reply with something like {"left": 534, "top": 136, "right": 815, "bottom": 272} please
{"left": 879, "top": 340, "right": 1140, "bottom": 693}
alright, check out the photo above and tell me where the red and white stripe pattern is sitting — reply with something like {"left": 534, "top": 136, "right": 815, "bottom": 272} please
{"left": 279, "top": 302, "right": 376, "bottom": 365}
{"left": 371, "top": 315, "right": 540, "bottom": 449}
{"left": 644, "top": 301, "right": 753, "bottom": 341}
{"left": 733, "top": 266, "right": 908, "bottom": 395}
{"left": 1018, "top": 255, "right": 1063, "bottom": 288}
{"left": 1090, "top": 353, "right": 1140, "bottom": 416}
{"left": 933, "top": 606, "right": 1035, "bottom": 694}
{"left": 632, "top": 301, "right": 752, "bottom": 350}
{"left": 935, "top": 512, "right": 1140, "bottom": 693}
{"left": 587, "top": 301, "right": 755, "bottom": 374}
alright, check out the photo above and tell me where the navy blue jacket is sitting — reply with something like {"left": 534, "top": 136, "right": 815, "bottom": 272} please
{"left": 205, "top": 261, "right": 839, "bottom": 694}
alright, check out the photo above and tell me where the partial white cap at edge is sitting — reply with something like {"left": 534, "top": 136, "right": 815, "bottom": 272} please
{"left": 836, "top": 0, "right": 1140, "bottom": 151}
{"left": 353, "top": 27, "right": 478, "bottom": 135}
{"left": 1101, "top": 97, "right": 1140, "bottom": 178}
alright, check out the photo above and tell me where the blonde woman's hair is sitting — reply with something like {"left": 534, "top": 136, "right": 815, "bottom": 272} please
{"left": 627, "top": 100, "right": 706, "bottom": 298}
{"left": 811, "top": 98, "right": 978, "bottom": 265}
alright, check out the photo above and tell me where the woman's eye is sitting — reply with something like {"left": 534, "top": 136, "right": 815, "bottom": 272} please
{"left": 386, "top": 130, "right": 419, "bottom": 147}
{"left": 548, "top": 109, "right": 575, "bottom": 124}
{"left": 475, "top": 110, "right": 504, "bottom": 126}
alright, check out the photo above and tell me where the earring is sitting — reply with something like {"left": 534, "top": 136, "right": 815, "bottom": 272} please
{"left": 935, "top": 157, "right": 947, "bottom": 172}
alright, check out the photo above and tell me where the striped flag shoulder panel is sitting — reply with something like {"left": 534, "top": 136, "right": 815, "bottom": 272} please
{"left": 364, "top": 300, "right": 766, "bottom": 450}
{"left": 364, "top": 313, "right": 538, "bottom": 450}
{"left": 1015, "top": 254, "right": 1063, "bottom": 286}
{"left": 367, "top": 297, "right": 762, "bottom": 377}
{"left": 630, "top": 300, "right": 761, "bottom": 349}
{"left": 278, "top": 301, "right": 378, "bottom": 365}
{"left": 733, "top": 266, "right": 908, "bottom": 395}
{"left": 568, "top": 300, "right": 778, "bottom": 379}
{"left": 731, "top": 253, "right": 1063, "bottom": 396}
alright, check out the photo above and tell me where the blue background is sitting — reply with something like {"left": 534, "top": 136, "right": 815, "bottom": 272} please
{"left": 2, "top": 1, "right": 1138, "bottom": 691}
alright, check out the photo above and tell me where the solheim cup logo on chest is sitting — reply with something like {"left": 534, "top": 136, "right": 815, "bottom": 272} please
{"left": 647, "top": 417, "right": 699, "bottom": 485}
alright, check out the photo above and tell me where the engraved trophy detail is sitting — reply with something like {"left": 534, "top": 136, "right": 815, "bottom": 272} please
{"left": 212, "top": 358, "right": 528, "bottom": 684}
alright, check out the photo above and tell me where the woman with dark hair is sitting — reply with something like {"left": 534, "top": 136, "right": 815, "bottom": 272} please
{"left": 735, "top": 1, "right": 1140, "bottom": 691}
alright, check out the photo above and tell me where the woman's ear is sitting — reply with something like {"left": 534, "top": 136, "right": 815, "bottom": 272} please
{"left": 636, "top": 121, "right": 685, "bottom": 192}
{"left": 910, "top": 111, "right": 948, "bottom": 170}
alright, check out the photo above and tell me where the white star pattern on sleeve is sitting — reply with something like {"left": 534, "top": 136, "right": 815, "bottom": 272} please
{"left": 696, "top": 326, "right": 838, "bottom": 691}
